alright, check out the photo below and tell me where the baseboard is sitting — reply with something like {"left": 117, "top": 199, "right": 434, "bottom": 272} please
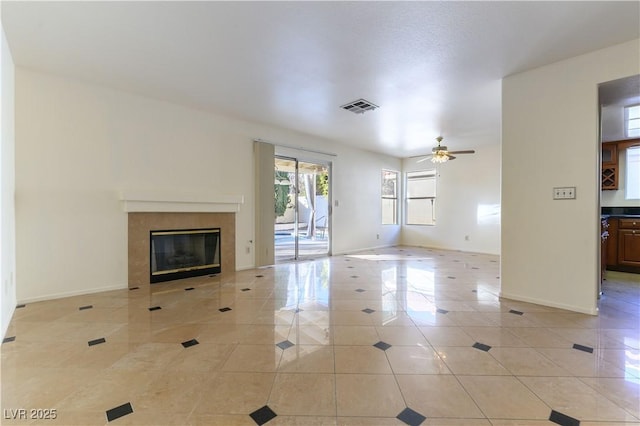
{"left": 333, "top": 244, "right": 397, "bottom": 256}
{"left": 2, "top": 305, "right": 16, "bottom": 340}
{"left": 499, "top": 291, "right": 598, "bottom": 316}
{"left": 17, "top": 283, "right": 128, "bottom": 305}
{"left": 235, "top": 264, "right": 256, "bottom": 271}
{"left": 402, "top": 243, "right": 500, "bottom": 257}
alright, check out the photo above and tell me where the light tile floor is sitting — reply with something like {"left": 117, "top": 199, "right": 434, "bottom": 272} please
{"left": 1, "top": 247, "right": 639, "bottom": 425}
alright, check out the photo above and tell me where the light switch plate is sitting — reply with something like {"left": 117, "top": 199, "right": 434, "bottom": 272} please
{"left": 553, "top": 187, "right": 576, "bottom": 200}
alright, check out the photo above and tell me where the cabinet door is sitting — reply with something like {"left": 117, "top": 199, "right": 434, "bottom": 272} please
{"left": 602, "top": 142, "right": 617, "bottom": 166}
{"left": 606, "top": 218, "right": 618, "bottom": 267}
{"left": 601, "top": 142, "right": 618, "bottom": 190}
{"left": 618, "top": 229, "right": 640, "bottom": 267}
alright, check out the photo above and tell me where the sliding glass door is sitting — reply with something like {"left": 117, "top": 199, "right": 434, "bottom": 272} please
{"left": 275, "top": 156, "right": 330, "bottom": 262}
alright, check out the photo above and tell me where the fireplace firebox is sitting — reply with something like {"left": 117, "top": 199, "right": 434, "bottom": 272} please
{"left": 150, "top": 228, "right": 221, "bottom": 283}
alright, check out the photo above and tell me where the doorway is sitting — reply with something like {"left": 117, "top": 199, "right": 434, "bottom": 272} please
{"left": 597, "top": 74, "right": 640, "bottom": 302}
{"left": 275, "top": 156, "right": 330, "bottom": 262}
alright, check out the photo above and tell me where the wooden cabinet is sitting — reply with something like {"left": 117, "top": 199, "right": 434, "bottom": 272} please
{"left": 618, "top": 219, "right": 640, "bottom": 267}
{"left": 605, "top": 217, "right": 618, "bottom": 266}
{"left": 601, "top": 142, "right": 618, "bottom": 190}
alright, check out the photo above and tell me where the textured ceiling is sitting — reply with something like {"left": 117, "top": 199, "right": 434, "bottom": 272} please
{"left": 2, "top": 1, "right": 639, "bottom": 157}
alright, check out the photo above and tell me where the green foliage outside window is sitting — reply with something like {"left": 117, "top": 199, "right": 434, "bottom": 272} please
{"left": 316, "top": 173, "right": 329, "bottom": 196}
{"left": 275, "top": 171, "right": 291, "bottom": 217}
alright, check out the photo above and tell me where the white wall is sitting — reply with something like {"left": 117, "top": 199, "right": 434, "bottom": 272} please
{"left": 401, "top": 142, "right": 501, "bottom": 255}
{"left": 15, "top": 68, "right": 401, "bottom": 303}
{"left": 502, "top": 39, "right": 640, "bottom": 315}
{"left": 276, "top": 144, "right": 402, "bottom": 255}
{"left": 1, "top": 24, "right": 16, "bottom": 337}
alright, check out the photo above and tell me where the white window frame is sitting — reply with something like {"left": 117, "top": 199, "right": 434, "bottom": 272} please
{"left": 625, "top": 104, "right": 640, "bottom": 138}
{"left": 405, "top": 170, "right": 436, "bottom": 226}
{"left": 625, "top": 145, "right": 640, "bottom": 200}
{"left": 381, "top": 170, "right": 399, "bottom": 225}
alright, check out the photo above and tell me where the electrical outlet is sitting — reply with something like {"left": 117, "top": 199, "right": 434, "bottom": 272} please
{"left": 465, "top": 235, "right": 470, "bottom": 241}
{"left": 376, "top": 234, "right": 380, "bottom": 240}
{"left": 553, "top": 186, "right": 576, "bottom": 200}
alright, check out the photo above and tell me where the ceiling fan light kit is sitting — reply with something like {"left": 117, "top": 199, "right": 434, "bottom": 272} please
{"left": 431, "top": 152, "right": 449, "bottom": 163}
{"left": 414, "top": 136, "right": 476, "bottom": 164}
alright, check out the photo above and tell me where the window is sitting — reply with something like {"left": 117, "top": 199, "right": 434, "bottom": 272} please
{"left": 406, "top": 170, "right": 436, "bottom": 225}
{"left": 626, "top": 105, "right": 640, "bottom": 138}
{"left": 626, "top": 146, "right": 640, "bottom": 200}
{"left": 381, "top": 170, "right": 398, "bottom": 225}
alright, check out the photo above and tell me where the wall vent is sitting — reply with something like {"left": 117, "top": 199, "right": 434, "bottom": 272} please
{"left": 340, "top": 98, "right": 378, "bottom": 114}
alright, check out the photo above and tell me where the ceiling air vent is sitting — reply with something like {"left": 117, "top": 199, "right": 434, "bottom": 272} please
{"left": 340, "top": 98, "right": 378, "bottom": 114}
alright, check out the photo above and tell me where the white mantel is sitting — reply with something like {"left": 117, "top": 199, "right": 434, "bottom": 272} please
{"left": 120, "top": 190, "right": 244, "bottom": 213}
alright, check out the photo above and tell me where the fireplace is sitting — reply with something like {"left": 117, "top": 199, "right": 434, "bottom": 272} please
{"left": 150, "top": 228, "right": 221, "bottom": 283}
{"left": 126, "top": 210, "right": 237, "bottom": 289}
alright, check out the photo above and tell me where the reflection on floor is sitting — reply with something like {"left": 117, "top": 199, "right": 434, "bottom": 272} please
{"left": 1, "top": 246, "right": 639, "bottom": 425}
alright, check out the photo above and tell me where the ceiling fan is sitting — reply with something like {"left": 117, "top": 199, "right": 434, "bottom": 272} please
{"left": 412, "top": 136, "right": 476, "bottom": 163}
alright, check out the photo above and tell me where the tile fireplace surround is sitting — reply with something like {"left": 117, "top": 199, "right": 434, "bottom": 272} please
{"left": 128, "top": 212, "right": 235, "bottom": 288}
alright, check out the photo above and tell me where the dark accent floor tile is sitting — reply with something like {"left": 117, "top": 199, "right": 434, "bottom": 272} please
{"left": 276, "top": 340, "right": 295, "bottom": 350}
{"left": 255, "top": 275, "right": 264, "bottom": 278}
{"left": 471, "top": 290, "right": 478, "bottom": 293}
{"left": 79, "top": 305, "right": 93, "bottom": 310}
{"left": 373, "top": 341, "right": 392, "bottom": 351}
{"left": 209, "top": 274, "right": 217, "bottom": 277}
{"left": 129, "top": 287, "right": 139, "bottom": 291}
{"left": 184, "top": 287, "right": 195, "bottom": 291}
{"left": 362, "top": 308, "right": 375, "bottom": 314}
{"left": 182, "top": 339, "right": 199, "bottom": 348}
{"left": 472, "top": 342, "right": 492, "bottom": 352}
{"left": 351, "top": 275, "right": 359, "bottom": 278}
{"left": 219, "top": 307, "right": 232, "bottom": 312}
{"left": 355, "top": 289, "right": 366, "bottom": 293}
{"left": 241, "top": 288, "right": 251, "bottom": 292}
{"left": 148, "top": 306, "right": 162, "bottom": 311}
{"left": 573, "top": 343, "right": 594, "bottom": 354}
{"left": 397, "top": 407, "right": 427, "bottom": 426}
{"left": 436, "top": 308, "right": 449, "bottom": 314}
{"left": 249, "top": 405, "right": 277, "bottom": 425}
{"left": 3, "top": 336, "right": 16, "bottom": 343}
{"left": 472, "top": 267, "right": 480, "bottom": 270}
{"left": 294, "top": 308, "right": 303, "bottom": 313}
{"left": 549, "top": 409, "right": 580, "bottom": 426}
{"left": 447, "top": 276, "right": 456, "bottom": 279}
{"left": 16, "top": 304, "right": 25, "bottom": 308}
{"left": 509, "top": 309, "right": 524, "bottom": 315}
{"left": 88, "top": 338, "right": 106, "bottom": 347}
{"left": 348, "top": 266, "right": 354, "bottom": 268}
{"left": 106, "top": 402, "right": 134, "bottom": 422}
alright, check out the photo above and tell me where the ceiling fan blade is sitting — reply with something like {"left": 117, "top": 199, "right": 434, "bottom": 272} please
{"left": 447, "top": 154, "right": 457, "bottom": 160}
{"left": 447, "top": 150, "right": 475, "bottom": 154}
{"left": 416, "top": 156, "right": 433, "bottom": 163}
